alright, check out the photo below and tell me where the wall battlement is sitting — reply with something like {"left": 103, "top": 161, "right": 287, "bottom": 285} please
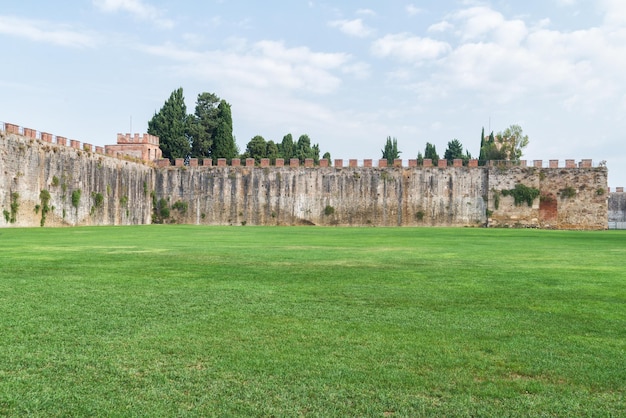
{"left": 155, "top": 157, "right": 599, "bottom": 170}
{"left": 116, "top": 133, "right": 160, "bottom": 145}
{"left": 1, "top": 122, "right": 156, "bottom": 164}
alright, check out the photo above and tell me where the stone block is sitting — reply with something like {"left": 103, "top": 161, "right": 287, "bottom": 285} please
{"left": 319, "top": 159, "right": 329, "bottom": 167}
{"left": 408, "top": 159, "right": 417, "bottom": 167}
{"left": 70, "top": 140, "right": 81, "bottom": 149}
{"left": 260, "top": 158, "right": 270, "bottom": 167}
{"left": 423, "top": 159, "right": 432, "bottom": 167}
{"left": 189, "top": 158, "right": 199, "bottom": 167}
{"left": 203, "top": 159, "right": 213, "bottom": 167}
{"left": 305, "top": 158, "right": 314, "bottom": 167}
{"left": 549, "top": 160, "right": 559, "bottom": 168}
{"left": 453, "top": 159, "right": 463, "bottom": 167}
{"left": 363, "top": 159, "right": 372, "bottom": 167}
{"left": 378, "top": 159, "right": 387, "bottom": 168}
{"left": 246, "top": 158, "right": 255, "bottom": 167}
{"left": 83, "top": 143, "right": 93, "bottom": 152}
{"left": 617, "top": 187, "right": 624, "bottom": 193}
{"left": 393, "top": 159, "right": 402, "bottom": 167}
{"left": 217, "top": 158, "right": 227, "bottom": 167}
{"left": 566, "top": 159, "right": 575, "bottom": 168}
{"left": 175, "top": 158, "right": 184, "bottom": 167}
{"left": 24, "top": 128, "right": 37, "bottom": 138}
{"left": 580, "top": 159, "right": 592, "bottom": 168}
{"left": 534, "top": 160, "right": 543, "bottom": 168}
{"left": 231, "top": 159, "right": 241, "bottom": 167}
{"left": 438, "top": 159, "right": 447, "bottom": 168}
{"left": 334, "top": 159, "right": 343, "bottom": 168}
{"left": 290, "top": 158, "right": 299, "bottom": 167}
{"left": 275, "top": 158, "right": 284, "bottom": 167}
{"left": 41, "top": 132, "right": 53, "bottom": 142}
{"left": 519, "top": 160, "right": 527, "bottom": 167}
{"left": 95, "top": 146, "right": 104, "bottom": 154}
{"left": 468, "top": 159, "right": 478, "bottom": 167}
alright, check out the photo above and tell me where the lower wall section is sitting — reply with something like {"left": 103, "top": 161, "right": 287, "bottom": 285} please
{"left": 154, "top": 166, "right": 489, "bottom": 227}
{"left": 154, "top": 165, "right": 608, "bottom": 229}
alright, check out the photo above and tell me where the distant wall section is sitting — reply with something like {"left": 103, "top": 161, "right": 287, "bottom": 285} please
{"left": 608, "top": 188, "right": 626, "bottom": 229}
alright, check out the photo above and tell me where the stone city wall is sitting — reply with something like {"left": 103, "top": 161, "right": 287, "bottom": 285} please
{"left": 0, "top": 123, "right": 609, "bottom": 229}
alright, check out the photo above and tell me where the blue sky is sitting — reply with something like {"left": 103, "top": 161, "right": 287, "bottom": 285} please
{"left": 1, "top": 0, "right": 625, "bottom": 187}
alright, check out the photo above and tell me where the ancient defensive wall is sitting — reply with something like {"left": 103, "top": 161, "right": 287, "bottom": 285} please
{"left": 0, "top": 123, "right": 610, "bottom": 229}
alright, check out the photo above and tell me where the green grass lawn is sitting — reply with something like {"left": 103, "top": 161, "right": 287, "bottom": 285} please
{"left": 0, "top": 226, "right": 624, "bottom": 416}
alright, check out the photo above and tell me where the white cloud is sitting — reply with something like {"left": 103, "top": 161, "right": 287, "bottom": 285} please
{"left": 0, "top": 15, "right": 96, "bottom": 48}
{"left": 428, "top": 21, "right": 454, "bottom": 33}
{"left": 600, "top": 0, "right": 626, "bottom": 26}
{"left": 328, "top": 18, "right": 374, "bottom": 38}
{"left": 93, "top": 0, "right": 174, "bottom": 28}
{"left": 142, "top": 40, "right": 354, "bottom": 95}
{"left": 357, "top": 9, "right": 376, "bottom": 17}
{"left": 414, "top": 4, "right": 626, "bottom": 115}
{"left": 406, "top": 5, "right": 422, "bottom": 16}
{"left": 371, "top": 33, "right": 451, "bottom": 62}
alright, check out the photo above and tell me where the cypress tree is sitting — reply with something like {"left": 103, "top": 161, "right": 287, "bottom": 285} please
{"left": 210, "top": 100, "right": 238, "bottom": 162}
{"left": 148, "top": 87, "right": 190, "bottom": 162}
{"left": 478, "top": 127, "right": 487, "bottom": 165}
{"left": 381, "top": 136, "right": 401, "bottom": 165}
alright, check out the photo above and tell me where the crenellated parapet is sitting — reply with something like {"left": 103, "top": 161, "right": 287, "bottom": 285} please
{"left": 153, "top": 157, "right": 602, "bottom": 169}
{"left": 0, "top": 122, "right": 161, "bottom": 164}
{"left": 116, "top": 133, "right": 160, "bottom": 145}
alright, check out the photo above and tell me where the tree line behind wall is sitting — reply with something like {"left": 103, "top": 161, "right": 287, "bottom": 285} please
{"left": 387, "top": 124, "right": 529, "bottom": 166}
{"left": 149, "top": 88, "right": 528, "bottom": 166}
{"left": 148, "top": 88, "right": 327, "bottom": 164}
{"left": 148, "top": 88, "right": 238, "bottom": 164}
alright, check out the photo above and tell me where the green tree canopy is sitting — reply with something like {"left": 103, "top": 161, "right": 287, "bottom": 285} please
{"left": 245, "top": 135, "right": 268, "bottom": 162}
{"left": 210, "top": 100, "right": 238, "bottom": 162}
{"left": 424, "top": 142, "right": 439, "bottom": 164}
{"left": 190, "top": 92, "right": 220, "bottom": 159}
{"left": 148, "top": 87, "right": 190, "bottom": 162}
{"left": 382, "top": 136, "right": 401, "bottom": 165}
{"left": 495, "top": 124, "right": 529, "bottom": 161}
{"left": 266, "top": 140, "right": 279, "bottom": 163}
{"left": 479, "top": 124, "right": 528, "bottom": 163}
{"left": 279, "top": 134, "right": 295, "bottom": 160}
{"left": 444, "top": 139, "right": 465, "bottom": 163}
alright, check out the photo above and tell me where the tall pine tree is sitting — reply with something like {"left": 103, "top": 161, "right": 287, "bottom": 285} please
{"left": 424, "top": 142, "right": 439, "bottom": 164}
{"left": 148, "top": 87, "right": 190, "bottom": 162}
{"left": 210, "top": 100, "right": 238, "bottom": 162}
{"left": 190, "top": 92, "right": 220, "bottom": 159}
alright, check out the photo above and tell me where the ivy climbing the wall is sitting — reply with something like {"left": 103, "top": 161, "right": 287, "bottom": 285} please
{"left": 501, "top": 184, "right": 540, "bottom": 207}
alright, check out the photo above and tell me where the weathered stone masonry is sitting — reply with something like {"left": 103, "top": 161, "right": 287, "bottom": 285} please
{"left": 0, "top": 127, "right": 609, "bottom": 229}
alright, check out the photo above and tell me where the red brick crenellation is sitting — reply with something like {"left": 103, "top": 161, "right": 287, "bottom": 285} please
{"left": 0, "top": 122, "right": 607, "bottom": 170}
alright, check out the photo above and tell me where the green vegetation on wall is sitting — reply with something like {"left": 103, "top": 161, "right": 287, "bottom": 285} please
{"left": 39, "top": 189, "right": 51, "bottom": 227}
{"left": 71, "top": 190, "right": 81, "bottom": 209}
{"left": 501, "top": 184, "right": 540, "bottom": 207}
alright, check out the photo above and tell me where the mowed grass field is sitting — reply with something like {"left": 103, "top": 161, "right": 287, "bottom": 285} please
{"left": 0, "top": 226, "right": 624, "bottom": 417}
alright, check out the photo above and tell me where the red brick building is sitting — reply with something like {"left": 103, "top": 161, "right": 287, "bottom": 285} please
{"left": 105, "top": 133, "right": 162, "bottom": 162}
